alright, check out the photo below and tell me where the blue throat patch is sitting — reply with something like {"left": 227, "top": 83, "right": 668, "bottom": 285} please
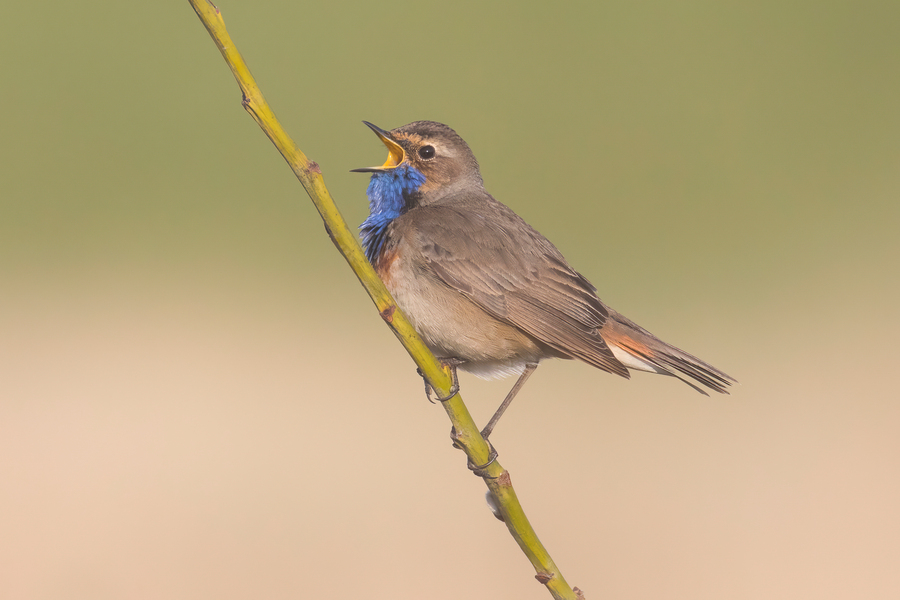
{"left": 359, "top": 165, "right": 426, "bottom": 265}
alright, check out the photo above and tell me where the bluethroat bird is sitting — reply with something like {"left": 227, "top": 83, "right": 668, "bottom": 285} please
{"left": 353, "top": 121, "right": 736, "bottom": 439}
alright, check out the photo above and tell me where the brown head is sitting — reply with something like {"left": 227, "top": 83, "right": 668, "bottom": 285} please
{"left": 352, "top": 120, "right": 485, "bottom": 205}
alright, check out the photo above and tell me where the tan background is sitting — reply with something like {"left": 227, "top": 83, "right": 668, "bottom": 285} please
{"left": 2, "top": 1, "right": 898, "bottom": 598}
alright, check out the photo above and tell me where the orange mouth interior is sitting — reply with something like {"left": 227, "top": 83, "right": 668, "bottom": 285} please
{"left": 377, "top": 134, "right": 405, "bottom": 168}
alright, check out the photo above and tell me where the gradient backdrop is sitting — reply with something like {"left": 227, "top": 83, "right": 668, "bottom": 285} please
{"left": 2, "top": 2, "right": 899, "bottom": 599}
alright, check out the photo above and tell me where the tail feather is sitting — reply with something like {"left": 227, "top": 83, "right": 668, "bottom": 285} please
{"left": 601, "top": 310, "right": 737, "bottom": 395}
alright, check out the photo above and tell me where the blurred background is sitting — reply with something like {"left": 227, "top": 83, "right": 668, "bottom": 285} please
{"left": 2, "top": 1, "right": 898, "bottom": 598}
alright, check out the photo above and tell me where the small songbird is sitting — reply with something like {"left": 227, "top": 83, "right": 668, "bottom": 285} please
{"left": 353, "top": 121, "right": 735, "bottom": 438}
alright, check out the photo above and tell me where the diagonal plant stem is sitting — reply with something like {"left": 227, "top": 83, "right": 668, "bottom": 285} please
{"left": 187, "top": 2, "right": 581, "bottom": 598}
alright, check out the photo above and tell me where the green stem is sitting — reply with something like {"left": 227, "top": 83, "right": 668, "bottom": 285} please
{"left": 187, "top": 2, "right": 580, "bottom": 597}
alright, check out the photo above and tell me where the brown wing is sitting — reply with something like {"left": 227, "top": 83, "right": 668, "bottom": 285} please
{"left": 402, "top": 198, "right": 630, "bottom": 378}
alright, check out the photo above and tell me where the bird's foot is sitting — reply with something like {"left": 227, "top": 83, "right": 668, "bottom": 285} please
{"left": 467, "top": 440, "right": 499, "bottom": 478}
{"left": 419, "top": 358, "right": 463, "bottom": 403}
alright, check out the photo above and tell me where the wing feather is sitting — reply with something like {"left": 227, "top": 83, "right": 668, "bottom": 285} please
{"left": 406, "top": 199, "right": 629, "bottom": 378}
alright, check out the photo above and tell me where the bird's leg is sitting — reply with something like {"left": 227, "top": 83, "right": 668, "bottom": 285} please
{"left": 480, "top": 363, "right": 538, "bottom": 439}
{"left": 419, "top": 358, "right": 464, "bottom": 403}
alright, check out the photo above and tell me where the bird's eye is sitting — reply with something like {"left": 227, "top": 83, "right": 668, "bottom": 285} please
{"left": 418, "top": 145, "right": 436, "bottom": 159}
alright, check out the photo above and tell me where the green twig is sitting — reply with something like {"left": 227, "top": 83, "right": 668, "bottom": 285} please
{"left": 187, "top": 2, "right": 580, "bottom": 598}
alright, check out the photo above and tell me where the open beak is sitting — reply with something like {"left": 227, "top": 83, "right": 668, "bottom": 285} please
{"left": 350, "top": 121, "right": 406, "bottom": 172}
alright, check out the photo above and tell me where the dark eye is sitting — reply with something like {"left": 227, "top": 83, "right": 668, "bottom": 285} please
{"left": 418, "top": 145, "right": 436, "bottom": 159}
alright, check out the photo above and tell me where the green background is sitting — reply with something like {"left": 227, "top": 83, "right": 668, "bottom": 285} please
{"left": 2, "top": 1, "right": 898, "bottom": 598}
